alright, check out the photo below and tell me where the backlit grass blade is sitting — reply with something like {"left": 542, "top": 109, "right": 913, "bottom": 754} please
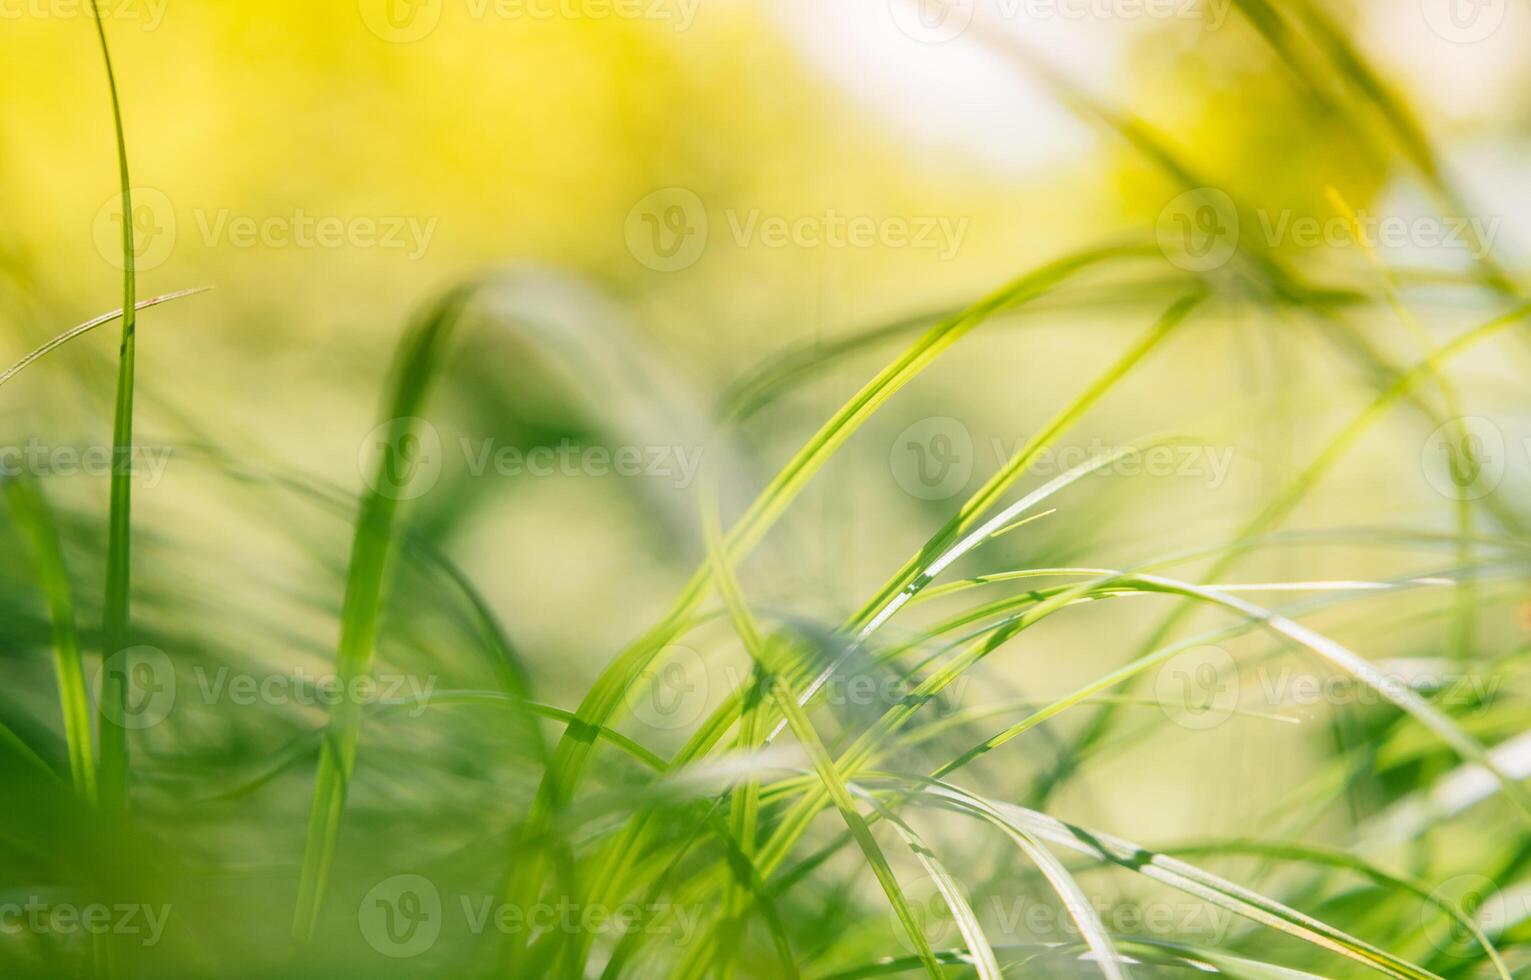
{"left": 1036, "top": 298, "right": 1531, "bottom": 803}
{"left": 88, "top": 0, "right": 139, "bottom": 817}
{"left": 3, "top": 477, "right": 97, "bottom": 804}
{"left": 0, "top": 287, "right": 210, "bottom": 390}
{"left": 891, "top": 785, "right": 1129, "bottom": 980}
{"left": 506, "top": 242, "right": 1142, "bottom": 972}
{"left": 290, "top": 283, "right": 478, "bottom": 945}
{"left": 1167, "top": 840, "right": 1510, "bottom": 979}
{"left": 907, "top": 778, "right": 1442, "bottom": 980}
{"left": 770, "top": 676, "right": 943, "bottom": 980}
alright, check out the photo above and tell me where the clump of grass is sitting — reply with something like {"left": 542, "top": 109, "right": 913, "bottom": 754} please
{"left": 3, "top": 3, "right": 1529, "bottom": 979}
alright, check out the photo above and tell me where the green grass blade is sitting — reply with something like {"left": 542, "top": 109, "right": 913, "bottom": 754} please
{"left": 290, "top": 283, "right": 478, "bottom": 945}
{"left": 0, "top": 287, "right": 210, "bottom": 390}
{"left": 908, "top": 779, "right": 1441, "bottom": 980}
{"left": 4, "top": 477, "right": 97, "bottom": 805}
{"left": 505, "top": 243, "right": 1140, "bottom": 973}
{"left": 88, "top": 0, "right": 139, "bottom": 818}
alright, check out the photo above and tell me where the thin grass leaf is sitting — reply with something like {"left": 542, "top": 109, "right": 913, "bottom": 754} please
{"left": 88, "top": 0, "right": 139, "bottom": 818}
{"left": 0, "top": 287, "right": 210, "bottom": 390}
{"left": 508, "top": 242, "right": 1144, "bottom": 972}
{"left": 290, "top": 283, "right": 479, "bottom": 945}
{"left": 3, "top": 477, "right": 96, "bottom": 804}
{"left": 902, "top": 778, "right": 1442, "bottom": 980}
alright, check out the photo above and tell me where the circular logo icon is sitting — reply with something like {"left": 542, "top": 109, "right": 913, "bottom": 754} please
{"left": 1422, "top": 416, "right": 1504, "bottom": 502}
{"left": 96, "top": 646, "right": 176, "bottom": 729}
{"left": 890, "top": 0, "right": 976, "bottom": 43}
{"left": 1156, "top": 188, "right": 1239, "bottom": 273}
{"left": 1421, "top": 874, "right": 1503, "bottom": 957}
{"left": 624, "top": 645, "right": 714, "bottom": 731}
{"left": 1420, "top": 0, "right": 1504, "bottom": 43}
{"left": 93, "top": 187, "right": 176, "bottom": 272}
{"left": 890, "top": 872, "right": 959, "bottom": 956}
{"left": 890, "top": 417, "right": 974, "bottom": 501}
{"left": 1154, "top": 645, "right": 1239, "bottom": 731}
{"left": 624, "top": 188, "right": 707, "bottom": 272}
{"left": 360, "top": 874, "right": 443, "bottom": 958}
{"left": 359, "top": 417, "right": 443, "bottom": 501}
{"left": 358, "top": 0, "right": 445, "bottom": 42}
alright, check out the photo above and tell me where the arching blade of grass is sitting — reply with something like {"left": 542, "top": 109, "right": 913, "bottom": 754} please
{"left": 1035, "top": 298, "right": 1531, "bottom": 804}
{"left": 847, "top": 291, "right": 1205, "bottom": 637}
{"left": 819, "top": 940, "right": 1328, "bottom": 979}
{"left": 290, "top": 283, "right": 478, "bottom": 946}
{"left": 0, "top": 287, "right": 210, "bottom": 390}
{"left": 864, "top": 800, "right": 1005, "bottom": 980}
{"left": 933, "top": 569, "right": 1531, "bottom": 821}
{"left": 88, "top": 0, "right": 139, "bottom": 817}
{"left": 580, "top": 373, "right": 1205, "bottom": 975}
{"left": 768, "top": 673, "right": 943, "bottom": 980}
{"left": 904, "top": 778, "right": 1442, "bottom": 980}
{"left": 506, "top": 242, "right": 1144, "bottom": 972}
{"left": 1166, "top": 840, "right": 1510, "bottom": 980}
{"left": 859, "top": 784, "right": 1123, "bottom": 980}
{"left": 4, "top": 477, "right": 97, "bottom": 804}
{"left": 703, "top": 497, "right": 917, "bottom": 978}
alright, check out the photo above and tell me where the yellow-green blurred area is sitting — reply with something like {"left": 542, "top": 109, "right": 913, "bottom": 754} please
{"left": 3, "top": 1, "right": 1531, "bottom": 975}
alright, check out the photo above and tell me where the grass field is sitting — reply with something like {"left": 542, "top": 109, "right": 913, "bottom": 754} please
{"left": 1, "top": 1, "right": 1530, "bottom": 977}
